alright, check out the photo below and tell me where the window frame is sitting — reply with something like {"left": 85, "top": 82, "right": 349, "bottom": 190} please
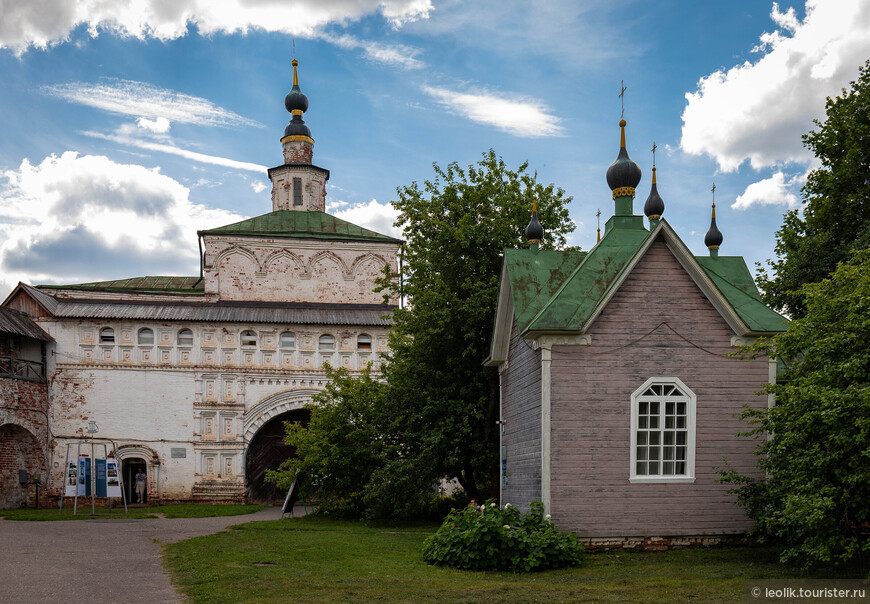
{"left": 318, "top": 334, "right": 335, "bottom": 352}
{"left": 177, "top": 328, "right": 194, "bottom": 347}
{"left": 356, "top": 334, "right": 372, "bottom": 351}
{"left": 279, "top": 331, "right": 296, "bottom": 350}
{"left": 629, "top": 377, "right": 696, "bottom": 484}
{"left": 240, "top": 330, "right": 257, "bottom": 347}
{"left": 292, "top": 177, "right": 303, "bottom": 206}
{"left": 99, "top": 327, "right": 115, "bottom": 344}
{"left": 137, "top": 328, "right": 154, "bottom": 345}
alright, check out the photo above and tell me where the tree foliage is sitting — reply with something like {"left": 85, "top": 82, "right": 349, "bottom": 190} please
{"left": 758, "top": 60, "right": 870, "bottom": 318}
{"left": 266, "top": 365, "right": 443, "bottom": 519}
{"left": 270, "top": 151, "right": 575, "bottom": 518}
{"left": 380, "top": 150, "right": 575, "bottom": 501}
{"left": 723, "top": 250, "right": 870, "bottom": 570}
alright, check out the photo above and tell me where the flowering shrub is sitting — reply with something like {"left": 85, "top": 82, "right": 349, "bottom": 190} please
{"left": 421, "top": 500, "right": 584, "bottom": 572}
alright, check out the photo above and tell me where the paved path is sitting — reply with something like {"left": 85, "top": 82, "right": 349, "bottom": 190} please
{"left": 0, "top": 506, "right": 282, "bottom": 604}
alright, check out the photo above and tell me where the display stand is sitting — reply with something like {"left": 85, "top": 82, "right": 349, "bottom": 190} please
{"left": 60, "top": 440, "right": 128, "bottom": 515}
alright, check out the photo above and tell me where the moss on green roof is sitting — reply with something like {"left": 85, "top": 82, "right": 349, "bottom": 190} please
{"left": 200, "top": 210, "right": 402, "bottom": 244}
{"left": 504, "top": 217, "right": 788, "bottom": 336}
{"left": 504, "top": 248, "right": 586, "bottom": 332}
{"left": 695, "top": 256, "right": 789, "bottom": 332}
{"left": 525, "top": 223, "right": 653, "bottom": 333}
{"left": 40, "top": 276, "right": 205, "bottom": 294}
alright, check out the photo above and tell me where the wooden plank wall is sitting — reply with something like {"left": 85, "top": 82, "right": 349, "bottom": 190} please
{"left": 501, "top": 319, "right": 542, "bottom": 510}
{"left": 550, "top": 239, "right": 769, "bottom": 537}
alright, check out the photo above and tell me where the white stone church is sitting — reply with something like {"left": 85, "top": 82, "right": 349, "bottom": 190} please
{"left": 2, "top": 60, "right": 401, "bottom": 503}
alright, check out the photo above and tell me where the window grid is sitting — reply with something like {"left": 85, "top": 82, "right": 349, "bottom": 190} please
{"left": 292, "top": 178, "right": 303, "bottom": 206}
{"left": 635, "top": 384, "right": 689, "bottom": 477}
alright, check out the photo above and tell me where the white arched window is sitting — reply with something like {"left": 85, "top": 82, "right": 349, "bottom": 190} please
{"left": 138, "top": 328, "right": 154, "bottom": 345}
{"left": 99, "top": 327, "right": 115, "bottom": 343}
{"left": 240, "top": 330, "right": 257, "bottom": 347}
{"left": 357, "top": 334, "right": 372, "bottom": 351}
{"left": 629, "top": 377, "right": 696, "bottom": 484}
{"left": 279, "top": 332, "right": 296, "bottom": 349}
{"left": 318, "top": 334, "right": 335, "bottom": 351}
{"left": 177, "top": 329, "right": 193, "bottom": 346}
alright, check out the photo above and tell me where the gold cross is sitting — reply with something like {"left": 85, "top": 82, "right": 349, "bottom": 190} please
{"left": 651, "top": 141, "right": 657, "bottom": 168}
{"left": 711, "top": 183, "right": 716, "bottom": 206}
{"left": 619, "top": 80, "right": 627, "bottom": 119}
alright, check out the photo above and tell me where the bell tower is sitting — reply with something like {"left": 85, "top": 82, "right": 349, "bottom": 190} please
{"left": 267, "top": 59, "right": 329, "bottom": 212}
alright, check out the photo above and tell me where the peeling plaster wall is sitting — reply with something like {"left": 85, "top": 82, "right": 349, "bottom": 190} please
{"left": 41, "top": 317, "right": 389, "bottom": 502}
{"left": 203, "top": 237, "right": 398, "bottom": 304}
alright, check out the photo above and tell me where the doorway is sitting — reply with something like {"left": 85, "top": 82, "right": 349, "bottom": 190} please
{"left": 123, "top": 458, "right": 147, "bottom": 504}
{"left": 245, "top": 409, "right": 310, "bottom": 504}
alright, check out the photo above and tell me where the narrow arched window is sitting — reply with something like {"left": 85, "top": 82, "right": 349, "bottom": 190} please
{"left": 138, "top": 328, "right": 154, "bottom": 345}
{"left": 99, "top": 327, "right": 115, "bottom": 343}
{"left": 240, "top": 330, "right": 257, "bottom": 347}
{"left": 357, "top": 334, "right": 372, "bottom": 351}
{"left": 318, "top": 335, "right": 335, "bottom": 351}
{"left": 177, "top": 329, "right": 193, "bottom": 346}
{"left": 279, "top": 332, "right": 295, "bottom": 349}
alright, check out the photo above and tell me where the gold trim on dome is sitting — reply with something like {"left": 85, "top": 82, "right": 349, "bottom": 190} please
{"left": 647, "top": 214, "right": 661, "bottom": 219}
{"left": 528, "top": 238, "right": 541, "bottom": 244}
{"left": 291, "top": 109, "right": 303, "bottom": 116}
{"left": 281, "top": 135, "right": 314, "bottom": 144}
{"left": 708, "top": 245, "right": 720, "bottom": 250}
{"left": 612, "top": 186, "right": 635, "bottom": 198}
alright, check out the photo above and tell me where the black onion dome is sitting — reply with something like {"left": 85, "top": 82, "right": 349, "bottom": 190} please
{"left": 525, "top": 210, "right": 544, "bottom": 242}
{"left": 283, "top": 116, "right": 311, "bottom": 139}
{"left": 606, "top": 120, "right": 642, "bottom": 193}
{"left": 644, "top": 168, "right": 665, "bottom": 218}
{"left": 704, "top": 205, "right": 723, "bottom": 248}
{"left": 284, "top": 60, "right": 309, "bottom": 114}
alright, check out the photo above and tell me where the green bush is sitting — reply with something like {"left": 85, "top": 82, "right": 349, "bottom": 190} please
{"left": 421, "top": 500, "right": 585, "bottom": 572}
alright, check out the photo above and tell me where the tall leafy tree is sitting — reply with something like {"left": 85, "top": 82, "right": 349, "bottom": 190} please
{"left": 758, "top": 60, "right": 870, "bottom": 317}
{"left": 723, "top": 250, "right": 870, "bottom": 569}
{"left": 380, "top": 150, "right": 575, "bottom": 501}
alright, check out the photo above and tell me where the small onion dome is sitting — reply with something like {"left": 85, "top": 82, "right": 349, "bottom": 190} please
{"left": 704, "top": 203, "right": 723, "bottom": 249}
{"left": 284, "top": 59, "right": 309, "bottom": 113}
{"left": 606, "top": 119, "right": 642, "bottom": 198}
{"left": 283, "top": 59, "right": 312, "bottom": 140}
{"left": 643, "top": 167, "right": 665, "bottom": 219}
{"left": 525, "top": 198, "right": 544, "bottom": 243}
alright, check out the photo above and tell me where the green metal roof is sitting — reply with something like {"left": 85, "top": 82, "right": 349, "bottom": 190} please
{"left": 525, "top": 219, "right": 653, "bottom": 333}
{"left": 695, "top": 256, "right": 789, "bottom": 332}
{"left": 199, "top": 210, "right": 403, "bottom": 244}
{"left": 504, "top": 217, "right": 787, "bottom": 336}
{"left": 504, "top": 248, "right": 586, "bottom": 332}
{"left": 40, "top": 276, "right": 205, "bottom": 295}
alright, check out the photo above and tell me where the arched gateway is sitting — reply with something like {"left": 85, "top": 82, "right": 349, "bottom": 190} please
{"left": 244, "top": 390, "right": 317, "bottom": 503}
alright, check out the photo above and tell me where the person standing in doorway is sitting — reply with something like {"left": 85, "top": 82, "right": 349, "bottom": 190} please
{"left": 135, "top": 469, "right": 146, "bottom": 503}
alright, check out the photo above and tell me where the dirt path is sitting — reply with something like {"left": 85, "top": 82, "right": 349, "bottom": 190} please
{"left": 0, "top": 506, "right": 282, "bottom": 603}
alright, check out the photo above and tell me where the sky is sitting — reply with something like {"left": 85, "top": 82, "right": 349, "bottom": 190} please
{"left": 1, "top": 0, "right": 869, "bottom": 300}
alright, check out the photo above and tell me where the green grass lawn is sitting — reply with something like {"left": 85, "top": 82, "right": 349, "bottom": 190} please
{"left": 164, "top": 516, "right": 862, "bottom": 603}
{"left": 0, "top": 503, "right": 263, "bottom": 521}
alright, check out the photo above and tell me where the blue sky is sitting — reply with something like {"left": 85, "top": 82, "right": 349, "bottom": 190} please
{"left": 1, "top": 0, "right": 869, "bottom": 299}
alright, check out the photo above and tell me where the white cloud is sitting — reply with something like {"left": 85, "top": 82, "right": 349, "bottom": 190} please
{"left": 137, "top": 116, "right": 171, "bottom": 134}
{"left": 82, "top": 129, "right": 267, "bottom": 173}
{"left": 681, "top": 0, "right": 870, "bottom": 172}
{"left": 0, "top": 151, "right": 244, "bottom": 291}
{"left": 321, "top": 32, "right": 424, "bottom": 69}
{"left": 332, "top": 199, "right": 401, "bottom": 239}
{"left": 251, "top": 181, "right": 267, "bottom": 194}
{"left": 422, "top": 85, "right": 563, "bottom": 138}
{"left": 45, "top": 79, "right": 260, "bottom": 128}
{"left": 732, "top": 171, "right": 801, "bottom": 210}
{"left": 0, "top": 0, "right": 432, "bottom": 53}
